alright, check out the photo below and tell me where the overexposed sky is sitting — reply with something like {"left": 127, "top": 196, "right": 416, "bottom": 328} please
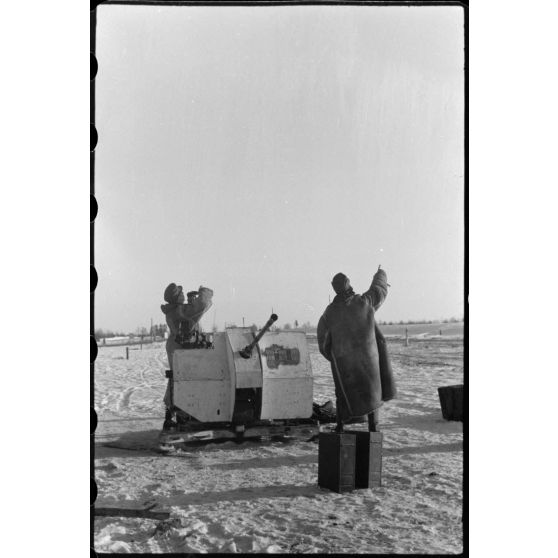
{"left": 95, "top": 4, "right": 464, "bottom": 332}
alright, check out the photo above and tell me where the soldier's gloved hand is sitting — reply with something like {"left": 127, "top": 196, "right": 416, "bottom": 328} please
{"left": 374, "top": 268, "right": 387, "bottom": 280}
{"left": 373, "top": 268, "right": 389, "bottom": 288}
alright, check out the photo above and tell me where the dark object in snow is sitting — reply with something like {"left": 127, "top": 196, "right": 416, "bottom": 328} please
{"left": 438, "top": 384, "right": 464, "bottom": 421}
{"left": 345, "top": 430, "right": 383, "bottom": 488}
{"left": 312, "top": 400, "right": 337, "bottom": 422}
{"left": 312, "top": 401, "right": 372, "bottom": 426}
{"left": 318, "top": 432, "right": 356, "bottom": 493}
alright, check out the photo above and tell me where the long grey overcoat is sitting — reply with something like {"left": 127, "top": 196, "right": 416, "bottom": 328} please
{"left": 317, "top": 271, "right": 396, "bottom": 422}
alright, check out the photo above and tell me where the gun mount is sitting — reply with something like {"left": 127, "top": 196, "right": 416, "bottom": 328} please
{"left": 160, "top": 319, "right": 316, "bottom": 447}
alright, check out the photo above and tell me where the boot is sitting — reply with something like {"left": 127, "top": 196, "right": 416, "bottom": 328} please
{"left": 368, "top": 409, "right": 380, "bottom": 432}
{"left": 163, "top": 408, "right": 177, "bottom": 430}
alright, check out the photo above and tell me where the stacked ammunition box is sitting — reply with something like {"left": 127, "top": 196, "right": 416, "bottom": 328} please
{"left": 318, "top": 432, "right": 356, "bottom": 492}
{"left": 318, "top": 431, "right": 383, "bottom": 493}
{"left": 346, "top": 430, "right": 383, "bottom": 489}
{"left": 438, "top": 384, "right": 464, "bottom": 421}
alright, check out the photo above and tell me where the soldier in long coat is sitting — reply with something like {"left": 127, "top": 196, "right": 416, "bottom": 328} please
{"left": 317, "top": 268, "right": 396, "bottom": 432}
{"left": 160, "top": 282, "right": 213, "bottom": 427}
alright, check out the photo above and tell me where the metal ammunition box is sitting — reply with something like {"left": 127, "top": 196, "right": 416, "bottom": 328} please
{"left": 318, "top": 432, "right": 356, "bottom": 493}
{"left": 438, "top": 384, "right": 464, "bottom": 421}
{"left": 345, "top": 430, "right": 383, "bottom": 488}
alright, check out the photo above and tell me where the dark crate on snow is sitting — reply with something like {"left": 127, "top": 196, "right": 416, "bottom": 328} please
{"left": 318, "top": 432, "right": 356, "bottom": 493}
{"left": 438, "top": 384, "right": 464, "bottom": 421}
{"left": 345, "top": 430, "right": 383, "bottom": 488}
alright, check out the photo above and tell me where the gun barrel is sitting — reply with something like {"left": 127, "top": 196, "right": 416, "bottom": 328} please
{"left": 239, "top": 313, "right": 278, "bottom": 358}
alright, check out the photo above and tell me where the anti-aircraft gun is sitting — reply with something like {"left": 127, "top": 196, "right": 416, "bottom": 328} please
{"left": 159, "top": 314, "right": 319, "bottom": 449}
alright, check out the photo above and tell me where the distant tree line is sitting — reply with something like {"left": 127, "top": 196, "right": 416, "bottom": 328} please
{"left": 223, "top": 320, "right": 317, "bottom": 333}
{"left": 94, "top": 324, "right": 168, "bottom": 341}
{"left": 96, "top": 316, "right": 462, "bottom": 341}
{"left": 151, "top": 324, "right": 168, "bottom": 337}
{"left": 377, "top": 317, "right": 463, "bottom": 326}
{"left": 282, "top": 318, "right": 463, "bottom": 330}
{"left": 281, "top": 320, "right": 316, "bottom": 332}
{"left": 94, "top": 328, "right": 127, "bottom": 340}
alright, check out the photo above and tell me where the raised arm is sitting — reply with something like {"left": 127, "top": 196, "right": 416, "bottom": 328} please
{"left": 188, "top": 286, "right": 214, "bottom": 319}
{"left": 362, "top": 268, "right": 389, "bottom": 311}
{"left": 195, "top": 286, "right": 213, "bottom": 310}
{"left": 177, "top": 286, "right": 214, "bottom": 323}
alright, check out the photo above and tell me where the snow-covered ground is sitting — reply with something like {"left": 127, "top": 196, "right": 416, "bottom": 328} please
{"left": 93, "top": 336, "right": 463, "bottom": 554}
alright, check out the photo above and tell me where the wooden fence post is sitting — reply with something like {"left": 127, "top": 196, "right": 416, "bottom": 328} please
{"left": 126, "top": 347, "right": 129, "bottom": 360}
{"left": 405, "top": 328, "right": 409, "bottom": 347}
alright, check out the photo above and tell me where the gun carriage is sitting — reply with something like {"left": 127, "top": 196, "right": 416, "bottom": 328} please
{"left": 159, "top": 315, "right": 328, "bottom": 449}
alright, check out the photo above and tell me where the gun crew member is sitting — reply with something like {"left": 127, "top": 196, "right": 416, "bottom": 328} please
{"left": 160, "top": 282, "right": 214, "bottom": 428}
{"left": 317, "top": 268, "right": 396, "bottom": 432}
